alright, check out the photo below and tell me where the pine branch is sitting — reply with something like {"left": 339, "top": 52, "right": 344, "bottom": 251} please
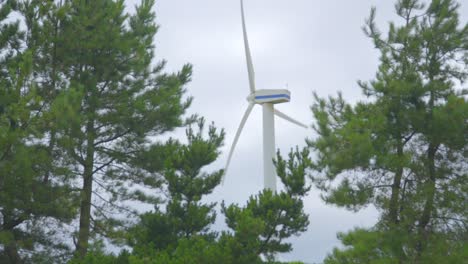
{"left": 93, "top": 129, "right": 131, "bottom": 146}
{"left": 91, "top": 190, "right": 136, "bottom": 216}
{"left": 92, "top": 157, "right": 116, "bottom": 175}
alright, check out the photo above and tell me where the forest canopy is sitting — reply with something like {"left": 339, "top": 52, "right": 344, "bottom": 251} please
{"left": 0, "top": 0, "right": 466, "bottom": 263}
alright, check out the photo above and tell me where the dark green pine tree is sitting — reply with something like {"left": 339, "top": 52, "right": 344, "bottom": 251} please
{"left": 48, "top": 0, "right": 193, "bottom": 258}
{"left": 307, "top": 0, "right": 467, "bottom": 263}
{"left": 0, "top": 1, "right": 77, "bottom": 263}
{"left": 131, "top": 118, "right": 225, "bottom": 255}
{"left": 22, "top": 0, "right": 73, "bottom": 185}
{"left": 220, "top": 148, "right": 311, "bottom": 263}
{"left": 125, "top": 148, "right": 310, "bottom": 264}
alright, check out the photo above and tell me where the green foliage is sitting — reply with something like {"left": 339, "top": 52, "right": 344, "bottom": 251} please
{"left": 129, "top": 236, "right": 231, "bottom": 264}
{"left": 69, "top": 253, "right": 124, "bottom": 264}
{"left": 0, "top": 0, "right": 78, "bottom": 262}
{"left": 324, "top": 227, "right": 467, "bottom": 264}
{"left": 222, "top": 148, "right": 311, "bottom": 261}
{"left": 68, "top": 249, "right": 131, "bottom": 264}
{"left": 324, "top": 229, "right": 401, "bottom": 264}
{"left": 131, "top": 119, "right": 225, "bottom": 254}
{"left": 40, "top": 0, "right": 195, "bottom": 258}
{"left": 127, "top": 148, "right": 310, "bottom": 264}
{"left": 309, "top": 0, "right": 467, "bottom": 262}
{"left": 2, "top": 0, "right": 196, "bottom": 261}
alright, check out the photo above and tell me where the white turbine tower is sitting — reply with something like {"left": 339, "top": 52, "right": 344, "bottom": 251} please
{"left": 224, "top": 0, "right": 307, "bottom": 192}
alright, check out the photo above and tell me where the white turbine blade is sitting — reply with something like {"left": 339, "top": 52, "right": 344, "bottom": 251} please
{"left": 274, "top": 109, "right": 308, "bottom": 128}
{"left": 223, "top": 103, "right": 255, "bottom": 182}
{"left": 241, "top": 0, "right": 256, "bottom": 92}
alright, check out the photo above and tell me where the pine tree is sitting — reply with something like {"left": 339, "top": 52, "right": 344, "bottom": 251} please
{"left": 308, "top": 0, "right": 467, "bottom": 262}
{"left": 0, "top": 1, "right": 77, "bottom": 263}
{"left": 125, "top": 148, "right": 310, "bottom": 264}
{"left": 131, "top": 118, "right": 225, "bottom": 256}
{"left": 221, "top": 148, "right": 311, "bottom": 262}
{"left": 45, "top": 0, "right": 193, "bottom": 258}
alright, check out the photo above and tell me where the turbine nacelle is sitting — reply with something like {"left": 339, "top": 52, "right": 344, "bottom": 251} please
{"left": 247, "top": 89, "right": 291, "bottom": 104}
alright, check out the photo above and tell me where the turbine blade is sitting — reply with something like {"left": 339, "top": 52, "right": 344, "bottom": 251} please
{"left": 223, "top": 103, "right": 255, "bottom": 183}
{"left": 274, "top": 109, "right": 308, "bottom": 128}
{"left": 241, "top": 0, "right": 255, "bottom": 92}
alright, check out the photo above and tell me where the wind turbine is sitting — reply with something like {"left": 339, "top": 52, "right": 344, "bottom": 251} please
{"left": 224, "top": 0, "right": 307, "bottom": 192}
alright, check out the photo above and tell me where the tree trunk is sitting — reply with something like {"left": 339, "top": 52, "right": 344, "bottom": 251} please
{"left": 415, "top": 144, "right": 437, "bottom": 263}
{"left": 2, "top": 212, "right": 24, "bottom": 263}
{"left": 389, "top": 143, "right": 404, "bottom": 225}
{"left": 389, "top": 134, "right": 406, "bottom": 264}
{"left": 75, "top": 119, "right": 95, "bottom": 258}
{"left": 5, "top": 241, "right": 22, "bottom": 264}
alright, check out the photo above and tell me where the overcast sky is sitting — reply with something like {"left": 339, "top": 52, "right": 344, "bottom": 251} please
{"left": 125, "top": 1, "right": 468, "bottom": 263}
